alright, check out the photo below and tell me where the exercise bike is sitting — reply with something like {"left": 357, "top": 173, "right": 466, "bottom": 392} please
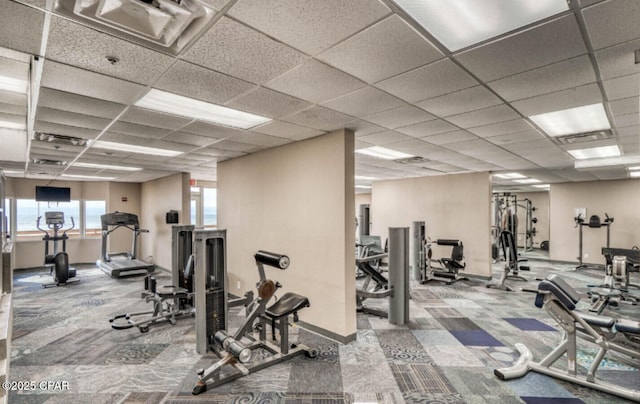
{"left": 37, "top": 211, "right": 80, "bottom": 288}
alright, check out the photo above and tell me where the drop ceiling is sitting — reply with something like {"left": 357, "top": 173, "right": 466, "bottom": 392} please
{"left": 0, "top": 0, "right": 638, "bottom": 191}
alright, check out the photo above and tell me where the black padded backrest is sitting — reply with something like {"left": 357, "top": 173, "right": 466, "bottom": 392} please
{"left": 545, "top": 274, "right": 581, "bottom": 305}
{"left": 451, "top": 245, "right": 464, "bottom": 261}
{"left": 588, "top": 215, "right": 601, "bottom": 228}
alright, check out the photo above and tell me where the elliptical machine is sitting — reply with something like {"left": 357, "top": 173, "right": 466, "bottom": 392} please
{"left": 37, "top": 211, "right": 80, "bottom": 288}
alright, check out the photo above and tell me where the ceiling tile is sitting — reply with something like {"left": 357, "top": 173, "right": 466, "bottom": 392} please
{"left": 109, "top": 121, "right": 172, "bottom": 139}
{"left": 204, "top": 139, "right": 259, "bottom": 153}
{"left": 511, "top": 83, "right": 603, "bottom": 116}
{"left": 603, "top": 74, "right": 640, "bottom": 101}
{"left": 376, "top": 59, "right": 477, "bottom": 103}
{"left": 38, "top": 88, "right": 125, "bottom": 119}
{"left": 120, "top": 106, "right": 193, "bottom": 130}
{"left": 617, "top": 125, "right": 639, "bottom": 137}
{"left": 265, "top": 59, "right": 365, "bottom": 103}
{"left": 251, "top": 121, "right": 324, "bottom": 140}
{"left": 396, "top": 119, "right": 458, "bottom": 138}
{"left": 321, "top": 86, "right": 405, "bottom": 117}
{"left": 608, "top": 97, "right": 638, "bottom": 117}
{"left": 345, "top": 120, "right": 387, "bottom": 137}
{"left": 181, "top": 121, "right": 245, "bottom": 139}
{"left": 613, "top": 113, "right": 639, "bottom": 128}
{"left": 0, "top": 102, "right": 25, "bottom": 116}
{"left": 35, "top": 121, "right": 102, "bottom": 140}
{"left": 595, "top": 39, "right": 640, "bottom": 80}
{"left": 488, "top": 55, "right": 596, "bottom": 102}
{"left": 283, "top": 106, "right": 355, "bottom": 131}
{"left": 364, "top": 105, "right": 434, "bottom": 129}
{"left": 358, "top": 131, "right": 414, "bottom": 146}
{"left": 484, "top": 130, "right": 547, "bottom": 145}
{"left": 227, "top": 0, "right": 391, "bottom": 55}
{"left": 0, "top": 55, "right": 29, "bottom": 82}
{"left": 161, "top": 132, "right": 221, "bottom": 147}
{"left": 0, "top": 1, "right": 43, "bottom": 55}
{"left": 469, "top": 119, "right": 534, "bottom": 138}
{"left": 416, "top": 86, "right": 502, "bottom": 117}
{"left": 456, "top": 15, "right": 587, "bottom": 82}
{"left": 198, "top": 146, "right": 245, "bottom": 159}
{"left": 225, "top": 87, "right": 311, "bottom": 119}
{"left": 46, "top": 16, "right": 175, "bottom": 85}
{"left": 184, "top": 17, "right": 307, "bottom": 84}
{"left": 446, "top": 104, "right": 520, "bottom": 129}
{"left": 318, "top": 15, "right": 442, "bottom": 83}
{"left": 422, "top": 130, "right": 478, "bottom": 145}
{"left": 35, "top": 107, "right": 111, "bottom": 131}
{"left": 0, "top": 89, "right": 27, "bottom": 107}
{"left": 582, "top": 0, "right": 640, "bottom": 50}
{"left": 155, "top": 60, "right": 256, "bottom": 105}
{"left": 230, "top": 132, "right": 290, "bottom": 147}
{"left": 41, "top": 60, "right": 146, "bottom": 104}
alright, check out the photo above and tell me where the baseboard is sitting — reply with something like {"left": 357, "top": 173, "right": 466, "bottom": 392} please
{"left": 298, "top": 321, "right": 357, "bottom": 344}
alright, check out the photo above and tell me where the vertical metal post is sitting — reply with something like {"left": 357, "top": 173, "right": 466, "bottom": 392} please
{"left": 411, "top": 221, "right": 425, "bottom": 281}
{"left": 388, "top": 227, "right": 409, "bottom": 325}
{"left": 171, "top": 225, "right": 194, "bottom": 287}
{"left": 358, "top": 204, "right": 370, "bottom": 238}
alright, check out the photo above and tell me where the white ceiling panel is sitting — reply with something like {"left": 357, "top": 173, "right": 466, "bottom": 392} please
{"left": 485, "top": 130, "right": 547, "bottom": 145}
{"left": 382, "top": 138, "right": 439, "bottom": 155}
{"left": 595, "top": 39, "right": 640, "bottom": 80}
{"left": 0, "top": 1, "right": 43, "bottom": 56}
{"left": 206, "top": 139, "right": 259, "bottom": 153}
{"left": 0, "top": 55, "right": 29, "bottom": 81}
{"left": 197, "top": 147, "right": 245, "bottom": 159}
{"left": 345, "top": 120, "right": 387, "bottom": 137}
{"left": 265, "top": 59, "right": 365, "bottom": 103}
{"left": 613, "top": 113, "right": 639, "bottom": 128}
{"left": 225, "top": 87, "right": 311, "bottom": 119}
{"left": 488, "top": 55, "right": 596, "bottom": 102}
{"left": 155, "top": 61, "right": 256, "bottom": 105}
{"left": 582, "top": 0, "right": 640, "bottom": 50}
{"left": 160, "top": 132, "right": 220, "bottom": 147}
{"left": 456, "top": 15, "right": 586, "bottom": 82}
{"left": 620, "top": 140, "right": 640, "bottom": 154}
{"left": 229, "top": 132, "right": 290, "bottom": 147}
{"left": 365, "top": 105, "right": 434, "bottom": 129}
{"left": 120, "top": 106, "right": 193, "bottom": 130}
{"left": 396, "top": 119, "right": 458, "bottom": 138}
{"left": 227, "top": 0, "right": 391, "bottom": 55}
{"left": 422, "top": 130, "right": 478, "bottom": 145}
{"left": 321, "top": 86, "right": 405, "bottom": 118}
{"left": 34, "top": 121, "right": 102, "bottom": 139}
{"left": 415, "top": 86, "right": 502, "bottom": 117}
{"left": 358, "top": 131, "right": 414, "bottom": 146}
{"left": 180, "top": 121, "right": 245, "bottom": 139}
{"left": 603, "top": 74, "right": 640, "bottom": 101}
{"left": 617, "top": 125, "right": 639, "bottom": 137}
{"left": 109, "top": 121, "right": 173, "bottom": 139}
{"left": 608, "top": 97, "right": 639, "bottom": 117}
{"left": 38, "top": 88, "right": 125, "bottom": 119}
{"left": 0, "top": 128, "right": 27, "bottom": 162}
{"left": 251, "top": 121, "right": 324, "bottom": 140}
{"left": 41, "top": 60, "right": 146, "bottom": 105}
{"left": 283, "top": 106, "right": 355, "bottom": 131}
{"left": 184, "top": 17, "right": 307, "bottom": 84}
{"left": 0, "top": 89, "right": 27, "bottom": 107}
{"left": 446, "top": 104, "right": 520, "bottom": 129}
{"left": 318, "top": 15, "right": 442, "bottom": 83}
{"left": 0, "top": 102, "right": 26, "bottom": 115}
{"left": 511, "top": 83, "right": 603, "bottom": 116}
{"left": 35, "top": 107, "right": 112, "bottom": 131}
{"left": 46, "top": 16, "right": 175, "bottom": 85}
{"left": 376, "top": 59, "right": 477, "bottom": 103}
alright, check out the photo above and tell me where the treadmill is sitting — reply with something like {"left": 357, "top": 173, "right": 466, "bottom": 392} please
{"left": 97, "top": 212, "right": 155, "bottom": 277}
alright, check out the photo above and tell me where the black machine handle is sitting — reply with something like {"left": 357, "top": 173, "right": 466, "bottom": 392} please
{"left": 36, "top": 216, "right": 46, "bottom": 234}
{"left": 255, "top": 250, "right": 290, "bottom": 269}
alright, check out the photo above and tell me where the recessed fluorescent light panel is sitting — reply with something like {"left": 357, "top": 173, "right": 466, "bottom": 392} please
{"left": 631, "top": 171, "right": 640, "bottom": 178}
{"left": 533, "top": 184, "right": 550, "bottom": 189}
{"left": 355, "top": 175, "right": 378, "bottom": 180}
{"left": 90, "top": 140, "right": 183, "bottom": 157}
{"left": 629, "top": 166, "right": 640, "bottom": 171}
{"left": 567, "top": 145, "right": 620, "bottom": 160}
{"left": 514, "top": 178, "right": 541, "bottom": 184}
{"left": 72, "top": 162, "right": 143, "bottom": 171}
{"left": 574, "top": 154, "right": 640, "bottom": 169}
{"left": 393, "top": 0, "right": 568, "bottom": 51}
{"left": 0, "top": 118, "right": 26, "bottom": 130}
{"left": 355, "top": 146, "right": 413, "bottom": 160}
{"left": 355, "top": 185, "right": 372, "bottom": 189}
{"left": 529, "top": 103, "right": 611, "bottom": 137}
{"left": 0, "top": 75, "right": 28, "bottom": 94}
{"left": 61, "top": 174, "right": 116, "bottom": 180}
{"left": 493, "top": 172, "right": 526, "bottom": 179}
{"left": 135, "top": 89, "right": 272, "bottom": 129}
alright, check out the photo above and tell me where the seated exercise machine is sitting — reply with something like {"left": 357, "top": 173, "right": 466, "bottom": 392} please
{"left": 495, "top": 274, "right": 640, "bottom": 402}
{"left": 96, "top": 211, "right": 155, "bottom": 277}
{"left": 109, "top": 225, "right": 196, "bottom": 332}
{"left": 487, "top": 230, "right": 529, "bottom": 291}
{"left": 37, "top": 211, "right": 80, "bottom": 288}
{"left": 192, "top": 248, "right": 315, "bottom": 395}
{"left": 574, "top": 213, "right": 613, "bottom": 271}
{"left": 356, "top": 251, "right": 392, "bottom": 318}
{"left": 587, "top": 248, "right": 639, "bottom": 314}
{"left": 412, "top": 221, "right": 467, "bottom": 285}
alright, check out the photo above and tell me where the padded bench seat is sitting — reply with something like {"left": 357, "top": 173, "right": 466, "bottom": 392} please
{"left": 615, "top": 319, "right": 640, "bottom": 335}
{"left": 580, "top": 312, "right": 616, "bottom": 328}
{"left": 266, "top": 292, "right": 309, "bottom": 320}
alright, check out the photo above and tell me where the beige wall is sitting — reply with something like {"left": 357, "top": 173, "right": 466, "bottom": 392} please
{"left": 140, "top": 172, "right": 190, "bottom": 269}
{"left": 371, "top": 172, "right": 492, "bottom": 278}
{"left": 549, "top": 179, "right": 640, "bottom": 263}
{"left": 512, "top": 191, "right": 550, "bottom": 249}
{"left": 218, "top": 129, "right": 356, "bottom": 339}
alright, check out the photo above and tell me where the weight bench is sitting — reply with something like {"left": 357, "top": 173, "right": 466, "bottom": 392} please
{"left": 356, "top": 253, "right": 393, "bottom": 318}
{"left": 487, "top": 230, "right": 529, "bottom": 291}
{"left": 192, "top": 250, "right": 316, "bottom": 395}
{"left": 588, "top": 253, "right": 639, "bottom": 314}
{"left": 110, "top": 255, "right": 195, "bottom": 333}
{"left": 423, "top": 239, "right": 468, "bottom": 285}
{"left": 495, "top": 274, "right": 640, "bottom": 402}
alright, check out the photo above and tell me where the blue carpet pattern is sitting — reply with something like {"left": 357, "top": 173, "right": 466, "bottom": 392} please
{"left": 7, "top": 252, "right": 640, "bottom": 403}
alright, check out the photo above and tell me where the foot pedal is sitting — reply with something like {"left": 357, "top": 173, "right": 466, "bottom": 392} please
{"left": 192, "top": 382, "right": 207, "bottom": 395}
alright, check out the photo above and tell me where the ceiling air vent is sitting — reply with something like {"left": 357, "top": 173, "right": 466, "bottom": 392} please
{"left": 53, "top": 0, "right": 217, "bottom": 54}
{"left": 31, "top": 158, "right": 68, "bottom": 166}
{"left": 551, "top": 129, "right": 614, "bottom": 145}
{"left": 395, "top": 156, "right": 429, "bottom": 164}
{"left": 34, "top": 132, "right": 88, "bottom": 147}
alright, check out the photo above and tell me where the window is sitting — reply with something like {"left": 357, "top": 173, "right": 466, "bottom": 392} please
{"left": 203, "top": 188, "right": 217, "bottom": 226}
{"left": 17, "top": 199, "right": 80, "bottom": 238}
{"left": 190, "top": 198, "right": 197, "bottom": 225}
{"left": 85, "top": 200, "right": 106, "bottom": 237}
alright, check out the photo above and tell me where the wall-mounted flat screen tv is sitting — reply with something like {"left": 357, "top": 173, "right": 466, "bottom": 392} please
{"left": 35, "top": 186, "right": 71, "bottom": 202}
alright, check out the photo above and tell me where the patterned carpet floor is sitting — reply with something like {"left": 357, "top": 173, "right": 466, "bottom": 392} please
{"left": 7, "top": 251, "right": 640, "bottom": 403}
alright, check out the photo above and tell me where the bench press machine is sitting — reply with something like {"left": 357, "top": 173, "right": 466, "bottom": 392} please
{"left": 411, "top": 221, "right": 467, "bottom": 285}
{"left": 495, "top": 274, "right": 640, "bottom": 402}
{"left": 192, "top": 249, "right": 316, "bottom": 395}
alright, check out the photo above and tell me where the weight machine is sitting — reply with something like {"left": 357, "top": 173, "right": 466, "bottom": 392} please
{"left": 411, "top": 221, "right": 467, "bottom": 285}
{"left": 492, "top": 193, "right": 538, "bottom": 259}
{"left": 587, "top": 248, "right": 639, "bottom": 314}
{"left": 574, "top": 213, "right": 613, "bottom": 271}
{"left": 97, "top": 212, "right": 155, "bottom": 277}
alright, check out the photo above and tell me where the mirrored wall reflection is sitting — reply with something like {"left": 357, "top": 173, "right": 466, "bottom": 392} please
{"left": 491, "top": 190, "right": 550, "bottom": 261}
